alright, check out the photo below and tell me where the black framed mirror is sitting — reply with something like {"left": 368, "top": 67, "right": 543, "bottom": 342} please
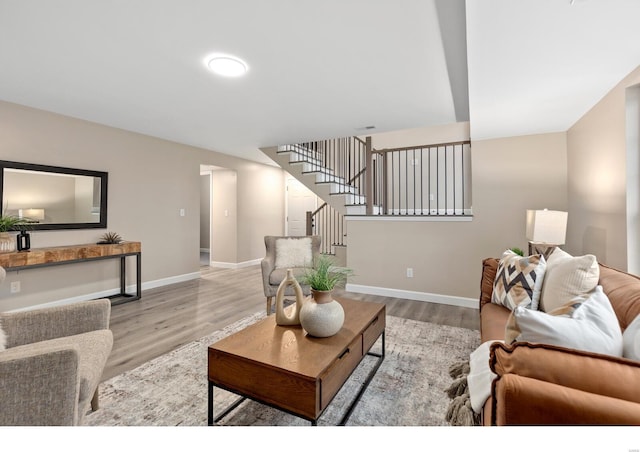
{"left": 0, "top": 160, "right": 108, "bottom": 230}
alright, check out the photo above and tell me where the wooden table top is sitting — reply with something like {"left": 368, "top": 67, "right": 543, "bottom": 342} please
{"left": 0, "top": 241, "right": 141, "bottom": 269}
{"left": 208, "top": 297, "right": 385, "bottom": 379}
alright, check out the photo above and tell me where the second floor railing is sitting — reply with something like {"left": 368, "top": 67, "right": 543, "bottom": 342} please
{"left": 371, "top": 140, "right": 472, "bottom": 215}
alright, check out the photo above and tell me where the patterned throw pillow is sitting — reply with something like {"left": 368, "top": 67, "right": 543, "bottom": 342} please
{"left": 492, "top": 250, "right": 547, "bottom": 311}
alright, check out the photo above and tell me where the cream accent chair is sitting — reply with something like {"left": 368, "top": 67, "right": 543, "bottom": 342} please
{"left": 0, "top": 267, "right": 113, "bottom": 425}
{"left": 261, "top": 235, "right": 321, "bottom": 315}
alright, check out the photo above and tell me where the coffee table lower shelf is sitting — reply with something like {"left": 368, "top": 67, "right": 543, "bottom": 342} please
{"left": 208, "top": 333, "right": 385, "bottom": 426}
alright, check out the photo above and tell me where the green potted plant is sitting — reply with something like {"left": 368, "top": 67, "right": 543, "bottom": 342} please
{"left": 301, "top": 254, "right": 354, "bottom": 293}
{"left": 0, "top": 214, "right": 31, "bottom": 253}
{"left": 299, "top": 254, "right": 354, "bottom": 337}
{"left": 510, "top": 247, "right": 524, "bottom": 256}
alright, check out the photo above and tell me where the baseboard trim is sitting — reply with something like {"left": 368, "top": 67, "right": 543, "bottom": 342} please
{"left": 209, "top": 259, "right": 262, "bottom": 269}
{"left": 10, "top": 271, "right": 202, "bottom": 312}
{"left": 345, "top": 215, "right": 473, "bottom": 222}
{"left": 345, "top": 283, "right": 477, "bottom": 309}
{"left": 141, "top": 272, "right": 201, "bottom": 291}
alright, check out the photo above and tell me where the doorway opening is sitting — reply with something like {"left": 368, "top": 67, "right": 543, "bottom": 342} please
{"left": 200, "top": 168, "right": 213, "bottom": 267}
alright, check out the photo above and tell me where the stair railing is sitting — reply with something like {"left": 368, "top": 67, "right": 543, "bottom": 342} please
{"left": 293, "top": 136, "right": 368, "bottom": 206}
{"left": 306, "top": 202, "right": 345, "bottom": 256}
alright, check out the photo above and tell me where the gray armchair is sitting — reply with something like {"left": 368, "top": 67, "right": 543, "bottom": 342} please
{"left": 261, "top": 235, "right": 321, "bottom": 315}
{"left": 0, "top": 286, "right": 113, "bottom": 425}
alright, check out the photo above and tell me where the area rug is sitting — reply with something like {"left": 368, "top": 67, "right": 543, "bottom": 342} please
{"left": 84, "top": 312, "right": 480, "bottom": 426}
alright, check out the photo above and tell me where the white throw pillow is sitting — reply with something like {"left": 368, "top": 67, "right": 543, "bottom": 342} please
{"left": 539, "top": 248, "right": 599, "bottom": 313}
{"left": 274, "top": 237, "right": 312, "bottom": 269}
{"left": 492, "top": 250, "right": 546, "bottom": 310}
{"left": 623, "top": 314, "right": 640, "bottom": 361}
{"left": 505, "top": 286, "right": 623, "bottom": 357}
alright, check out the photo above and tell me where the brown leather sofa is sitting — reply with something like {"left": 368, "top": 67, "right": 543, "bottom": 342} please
{"left": 479, "top": 257, "right": 640, "bottom": 425}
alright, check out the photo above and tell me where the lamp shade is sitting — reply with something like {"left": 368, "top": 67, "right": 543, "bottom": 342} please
{"left": 526, "top": 209, "right": 568, "bottom": 245}
{"left": 19, "top": 208, "right": 45, "bottom": 221}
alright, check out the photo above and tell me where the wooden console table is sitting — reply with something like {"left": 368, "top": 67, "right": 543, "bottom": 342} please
{"left": 0, "top": 241, "right": 142, "bottom": 304}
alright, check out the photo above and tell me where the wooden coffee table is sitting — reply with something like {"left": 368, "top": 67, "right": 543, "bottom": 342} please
{"left": 207, "top": 297, "right": 385, "bottom": 426}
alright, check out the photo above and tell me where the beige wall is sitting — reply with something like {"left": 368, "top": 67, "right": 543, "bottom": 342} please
{"left": 567, "top": 64, "right": 640, "bottom": 271}
{"left": 347, "top": 130, "right": 568, "bottom": 301}
{"left": 237, "top": 162, "right": 286, "bottom": 262}
{"left": 0, "top": 101, "right": 285, "bottom": 310}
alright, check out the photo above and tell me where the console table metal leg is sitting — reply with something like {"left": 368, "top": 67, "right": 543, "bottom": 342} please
{"left": 114, "top": 253, "right": 141, "bottom": 303}
{"left": 120, "top": 256, "right": 126, "bottom": 296}
{"left": 136, "top": 252, "right": 141, "bottom": 299}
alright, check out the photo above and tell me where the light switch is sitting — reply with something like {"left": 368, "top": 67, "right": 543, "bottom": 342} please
{"left": 179, "top": 209, "right": 185, "bottom": 217}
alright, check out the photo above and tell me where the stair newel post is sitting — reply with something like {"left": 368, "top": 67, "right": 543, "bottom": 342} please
{"left": 382, "top": 151, "right": 388, "bottom": 215}
{"left": 306, "top": 210, "right": 313, "bottom": 236}
{"left": 365, "top": 136, "right": 374, "bottom": 215}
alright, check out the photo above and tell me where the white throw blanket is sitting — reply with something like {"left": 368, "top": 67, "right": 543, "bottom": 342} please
{"left": 467, "top": 340, "right": 503, "bottom": 413}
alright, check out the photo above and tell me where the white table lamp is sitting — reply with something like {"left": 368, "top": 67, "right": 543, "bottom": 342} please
{"left": 526, "top": 209, "right": 567, "bottom": 254}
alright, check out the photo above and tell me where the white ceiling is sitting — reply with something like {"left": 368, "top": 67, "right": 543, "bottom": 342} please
{"left": 1, "top": 1, "right": 639, "bottom": 165}
{"left": 467, "top": 0, "right": 640, "bottom": 140}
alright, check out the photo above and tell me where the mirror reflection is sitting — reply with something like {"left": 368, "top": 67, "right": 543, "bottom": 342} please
{"left": 1, "top": 161, "right": 108, "bottom": 230}
{"left": 3, "top": 169, "right": 102, "bottom": 224}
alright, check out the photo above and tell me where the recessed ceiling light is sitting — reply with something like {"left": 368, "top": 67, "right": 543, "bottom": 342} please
{"left": 205, "top": 54, "right": 248, "bottom": 77}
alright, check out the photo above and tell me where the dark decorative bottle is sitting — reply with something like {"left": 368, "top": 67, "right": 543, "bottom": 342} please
{"left": 17, "top": 230, "right": 30, "bottom": 251}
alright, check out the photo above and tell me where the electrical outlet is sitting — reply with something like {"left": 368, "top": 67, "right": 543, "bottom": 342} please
{"left": 406, "top": 268, "right": 413, "bottom": 278}
{"left": 10, "top": 281, "right": 20, "bottom": 293}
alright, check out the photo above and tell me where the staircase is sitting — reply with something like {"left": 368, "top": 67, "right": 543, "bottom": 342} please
{"left": 260, "top": 140, "right": 376, "bottom": 216}
{"left": 261, "top": 138, "right": 376, "bottom": 266}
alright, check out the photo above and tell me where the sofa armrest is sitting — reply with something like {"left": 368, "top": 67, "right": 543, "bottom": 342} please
{"left": 492, "top": 374, "right": 640, "bottom": 425}
{"left": 0, "top": 299, "right": 111, "bottom": 348}
{"left": 0, "top": 343, "right": 80, "bottom": 425}
{"left": 261, "top": 256, "right": 275, "bottom": 293}
{"left": 490, "top": 342, "right": 640, "bottom": 403}
{"left": 479, "top": 258, "right": 499, "bottom": 310}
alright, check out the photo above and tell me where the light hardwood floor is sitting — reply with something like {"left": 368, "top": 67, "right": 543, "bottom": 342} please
{"left": 103, "top": 264, "right": 479, "bottom": 381}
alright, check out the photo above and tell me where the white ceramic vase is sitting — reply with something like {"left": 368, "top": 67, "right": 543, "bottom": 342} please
{"left": 0, "top": 232, "right": 16, "bottom": 253}
{"left": 299, "top": 289, "right": 345, "bottom": 337}
{"left": 274, "top": 269, "right": 304, "bottom": 326}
